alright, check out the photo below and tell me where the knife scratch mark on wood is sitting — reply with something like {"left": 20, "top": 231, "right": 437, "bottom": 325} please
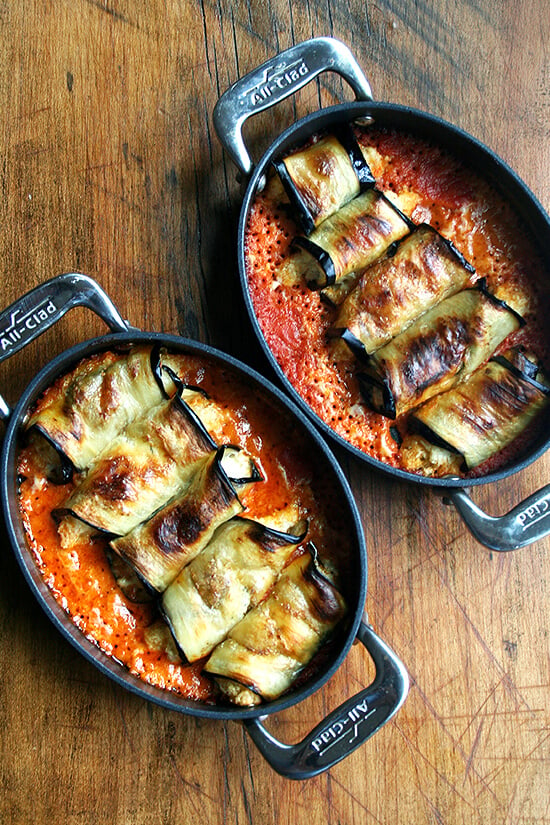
{"left": 406, "top": 683, "right": 501, "bottom": 804}
{"left": 241, "top": 780, "right": 254, "bottom": 825}
{"left": 463, "top": 718, "right": 484, "bottom": 782}
{"left": 327, "top": 773, "right": 388, "bottom": 823}
{"left": 82, "top": 0, "right": 130, "bottom": 25}
{"left": 395, "top": 721, "right": 481, "bottom": 812}
{"left": 241, "top": 726, "right": 256, "bottom": 794}
{"left": 222, "top": 722, "right": 233, "bottom": 803}
{"left": 166, "top": 749, "right": 217, "bottom": 808}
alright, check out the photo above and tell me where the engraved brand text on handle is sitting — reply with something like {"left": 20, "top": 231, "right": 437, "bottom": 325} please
{"left": 0, "top": 300, "right": 57, "bottom": 351}
{"left": 518, "top": 497, "right": 550, "bottom": 530}
{"left": 310, "top": 699, "right": 376, "bottom": 755}
{"left": 248, "top": 59, "right": 310, "bottom": 106}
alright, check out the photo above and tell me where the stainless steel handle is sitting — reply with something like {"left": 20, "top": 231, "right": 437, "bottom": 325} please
{"left": 0, "top": 273, "right": 129, "bottom": 419}
{"left": 243, "top": 620, "right": 408, "bottom": 780}
{"left": 213, "top": 36, "right": 373, "bottom": 177}
{"left": 447, "top": 485, "right": 550, "bottom": 551}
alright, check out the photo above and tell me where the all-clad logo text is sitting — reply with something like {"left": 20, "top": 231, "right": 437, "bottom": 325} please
{"left": 311, "top": 699, "right": 375, "bottom": 755}
{"left": 518, "top": 497, "right": 550, "bottom": 530}
{"left": 248, "top": 59, "right": 310, "bottom": 106}
{"left": 0, "top": 300, "right": 57, "bottom": 351}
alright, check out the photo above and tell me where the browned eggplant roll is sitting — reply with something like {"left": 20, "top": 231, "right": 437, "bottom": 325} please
{"left": 275, "top": 189, "right": 411, "bottom": 296}
{"left": 273, "top": 123, "right": 376, "bottom": 234}
{"left": 335, "top": 224, "right": 477, "bottom": 356}
{"left": 204, "top": 545, "right": 347, "bottom": 706}
{"left": 161, "top": 515, "right": 308, "bottom": 662}
{"left": 26, "top": 345, "right": 177, "bottom": 471}
{"left": 109, "top": 448, "right": 246, "bottom": 592}
{"left": 356, "top": 286, "right": 524, "bottom": 419}
{"left": 104, "top": 548, "right": 154, "bottom": 603}
{"left": 401, "top": 349, "right": 550, "bottom": 474}
{"left": 56, "top": 395, "right": 217, "bottom": 537}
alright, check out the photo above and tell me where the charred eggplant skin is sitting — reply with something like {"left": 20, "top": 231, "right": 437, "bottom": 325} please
{"left": 355, "top": 285, "right": 524, "bottom": 419}
{"left": 161, "top": 514, "right": 308, "bottom": 663}
{"left": 408, "top": 351, "right": 550, "bottom": 470}
{"left": 108, "top": 446, "right": 246, "bottom": 593}
{"left": 273, "top": 122, "right": 376, "bottom": 235}
{"left": 26, "top": 345, "right": 180, "bottom": 473}
{"left": 203, "top": 544, "right": 346, "bottom": 706}
{"left": 333, "top": 224, "right": 477, "bottom": 357}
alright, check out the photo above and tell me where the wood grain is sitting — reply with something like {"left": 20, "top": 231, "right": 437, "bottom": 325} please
{"left": 1, "top": 1, "right": 549, "bottom": 823}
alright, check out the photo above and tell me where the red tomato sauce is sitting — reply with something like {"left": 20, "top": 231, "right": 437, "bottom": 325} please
{"left": 244, "top": 126, "right": 550, "bottom": 477}
{"left": 17, "top": 351, "right": 356, "bottom": 702}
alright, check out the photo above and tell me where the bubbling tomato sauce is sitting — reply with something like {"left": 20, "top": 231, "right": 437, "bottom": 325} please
{"left": 17, "top": 350, "right": 356, "bottom": 702}
{"left": 244, "top": 126, "right": 550, "bottom": 477}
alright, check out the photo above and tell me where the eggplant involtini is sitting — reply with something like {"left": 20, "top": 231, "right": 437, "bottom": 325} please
{"left": 18, "top": 346, "right": 353, "bottom": 704}
{"left": 245, "top": 122, "right": 550, "bottom": 479}
{"left": 161, "top": 515, "right": 307, "bottom": 662}
{"left": 109, "top": 448, "right": 248, "bottom": 592}
{"left": 204, "top": 545, "right": 346, "bottom": 706}
{"left": 335, "top": 224, "right": 477, "bottom": 357}
{"left": 356, "top": 285, "right": 524, "bottom": 419}
{"left": 26, "top": 345, "right": 177, "bottom": 471}
{"left": 401, "top": 349, "right": 550, "bottom": 474}
{"left": 275, "top": 188, "right": 410, "bottom": 296}
{"left": 273, "top": 123, "right": 376, "bottom": 234}
{"left": 56, "top": 395, "right": 217, "bottom": 537}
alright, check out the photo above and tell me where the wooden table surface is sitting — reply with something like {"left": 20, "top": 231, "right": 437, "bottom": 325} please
{"left": 1, "top": 1, "right": 549, "bottom": 823}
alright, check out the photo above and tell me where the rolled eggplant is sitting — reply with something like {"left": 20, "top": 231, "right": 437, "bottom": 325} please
{"left": 104, "top": 547, "right": 154, "bottom": 603}
{"left": 273, "top": 123, "right": 375, "bottom": 234}
{"left": 56, "top": 395, "right": 217, "bottom": 537}
{"left": 335, "top": 224, "right": 477, "bottom": 356}
{"left": 356, "top": 286, "right": 523, "bottom": 419}
{"left": 402, "top": 349, "right": 550, "bottom": 473}
{"left": 275, "top": 189, "right": 411, "bottom": 298}
{"left": 161, "top": 515, "right": 308, "bottom": 662}
{"left": 109, "top": 447, "right": 246, "bottom": 592}
{"left": 26, "top": 345, "right": 177, "bottom": 471}
{"left": 204, "top": 545, "right": 347, "bottom": 706}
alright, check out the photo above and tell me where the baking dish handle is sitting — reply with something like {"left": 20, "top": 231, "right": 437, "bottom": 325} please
{"left": 446, "top": 485, "right": 550, "bottom": 551}
{"left": 243, "top": 620, "right": 408, "bottom": 780}
{"left": 0, "top": 273, "right": 129, "bottom": 419}
{"left": 213, "top": 36, "right": 373, "bottom": 177}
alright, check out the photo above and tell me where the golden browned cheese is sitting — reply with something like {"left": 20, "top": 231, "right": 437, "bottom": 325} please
{"left": 405, "top": 354, "right": 550, "bottom": 472}
{"left": 110, "top": 450, "right": 244, "bottom": 592}
{"left": 59, "top": 396, "right": 215, "bottom": 536}
{"left": 204, "top": 547, "right": 346, "bottom": 706}
{"left": 335, "top": 225, "right": 477, "bottom": 354}
{"left": 357, "top": 287, "right": 522, "bottom": 418}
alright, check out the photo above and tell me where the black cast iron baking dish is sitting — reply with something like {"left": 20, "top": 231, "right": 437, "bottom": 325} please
{"left": 0, "top": 273, "right": 408, "bottom": 780}
{"left": 213, "top": 36, "right": 550, "bottom": 553}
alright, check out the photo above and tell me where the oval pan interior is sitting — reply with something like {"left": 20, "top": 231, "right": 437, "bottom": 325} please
{"left": 238, "top": 100, "right": 550, "bottom": 489}
{"left": 1, "top": 331, "right": 367, "bottom": 720}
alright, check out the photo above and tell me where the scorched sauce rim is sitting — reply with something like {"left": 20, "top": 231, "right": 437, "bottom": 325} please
{"left": 16, "top": 350, "right": 355, "bottom": 703}
{"left": 243, "top": 125, "right": 550, "bottom": 477}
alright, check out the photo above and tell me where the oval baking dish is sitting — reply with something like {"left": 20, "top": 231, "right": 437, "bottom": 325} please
{"left": 0, "top": 273, "right": 407, "bottom": 780}
{"left": 214, "top": 37, "right": 550, "bottom": 552}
